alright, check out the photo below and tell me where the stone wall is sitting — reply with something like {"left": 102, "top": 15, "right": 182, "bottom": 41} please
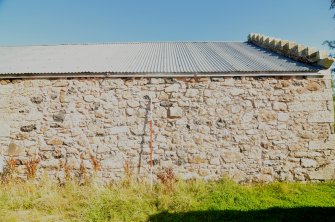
{"left": 0, "top": 75, "right": 334, "bottom": 183}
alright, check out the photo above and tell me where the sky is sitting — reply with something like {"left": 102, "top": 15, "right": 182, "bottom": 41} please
{"left": 0, "top": 0, "right": 334, "bottom": 51}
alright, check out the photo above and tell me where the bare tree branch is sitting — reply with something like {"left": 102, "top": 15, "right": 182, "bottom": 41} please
{"left": 323, "top": 40, "right": 335, "bottom": 49}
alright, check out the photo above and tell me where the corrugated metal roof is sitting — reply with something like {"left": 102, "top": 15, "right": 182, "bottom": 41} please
{"left": 0, "top": 42, "right": 321, "bottom": 76}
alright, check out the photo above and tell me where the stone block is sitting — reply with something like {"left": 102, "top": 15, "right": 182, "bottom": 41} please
{"left": 101, "top": 159, "right": 124, "bottom": 169}
{"left": 127, "top": 100, "right": 140, "bottom": 108}
{"left": 46, "top": 137, "right": 63, "bottom": 146}
{"left": 185, "top": 89, "right": 199, "bottom": 98}
{"left": 210, "top": 158, "right": 221, "bottom": 165}
{"left": 266, "top": 130, "right": 281, "bottom": 140}
{"left": 168, "top": 107, "right": 183, "bottom": 118}
{"left": 306, "top": 82, "right": 321, "bottom": 91}
{"left": 299, "top": 131, "right": 316, "bottom": 139}
{"left": 0, "top": 96, "right": 10, "bottom": 109}
{"left": 117, "top": 140, "right": 134, "bottom": 149}
{"left": 263, "top": 160, "right": 276, "bottom": 166}
{"left": 258, "top": 110, "right": 277, "bottom": 122}
{"left": 7, "top": 143, "right": 26, "bottom": 156}
{"left": 309, "top": 135, "right": 335, "bottom": 150}
{"left": 164, "top": 84, "right": 180, "bottom": 93}
{"left": 109, "top": 126, "right": 128, "bottom": 135}
{"left": 156, "top": 135, "right": 167, "bottom": 143}
{"left": 41, "top": 159, "right": 60, "bottom": 169}
{"left": 288, "top": 144, "right": 304, "bottom": 151}
{"left": 52, "top": 80, "right": 69, "bottom": 87}
{"left": 278, "top": 112, "right": 289, "bottom": 122}
{"left": 0, "top": 85, "right": 13, "bottom": 96}
{"left": 83, "top": 95, "right": 95, "bottom": 102}
{"left": 230, "top": 88, "right": 244, "bottom": 96}
{"left": 231, "top": 105, "right": 241, "bottom": 114}
{"left": 150, "top": 78, "right": 164, "bottom": 84}
{"left": 301, "top": 158, "right": 317, "bottom": 168}
{"left": 242, "top": 113, "right": 254, "bottom": 123}
{"left": 254, "top": 174, "right": 273, "bottom": 183}
{"left": 160, "top": 160, "right": 173, "bottom": 168}
{"left": 188, "top": 156, "right": 207, "bottom": 164}
{"left": 295, "top": 90, "right": 332, "bottom": 101}
{"left": 20, "top": 124, "right": 37, "bottom": 132}
{"left": 205, "top": 98, "right": 216, "bottom": 106}
{"left": 101, "top": 92, "right": 118, "bottom": 104}
{"left": 307, "top": 164, "right": 335, "bottom": 180}
{"left": 53, "top": 110, "right": 66, "bottom": 122}
{"left": 288, "top": 101, "right": 324, "bottom": 112}
{"left": 221, "top": 151, "right": 242, "bottom": 163}
{"left": 154, "top": 107, "right": 167, "bottom": 118}
{"left": 26, "top": 109, "right": 43, "bottom": 121}
{"left": 177, "top": 99, "right": 190, "bottom": 107}
{"left": 180, "top": 172, "right": 199, "bottom": 180}
{"left": 308, "top": 111, "right": 334, "bottom": 123}
{"left": 158, "top": 92, "right": 169, "bottom": 101}
{"left": 203, "top": 90, "right": 212, "bottom": 97}
{"left": 97, "top": 145, "right": 111, "bottom": 154}
{"left": 30, "top": 96, "right": 43, "bottom": 104}
{"left": 261, "top": 167, "right": 274, "bottom": 175}
{"left": 0, "top": 118, "right": 10, "bottom": 137}
{"left": 126, "top": 108, "right": 135, "bottom": 116}
{"left": 272, "top": 102, "right": 287, "bottom": 111}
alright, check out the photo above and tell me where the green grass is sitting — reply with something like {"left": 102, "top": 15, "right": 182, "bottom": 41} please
{"left": 0, "top": 178, "right": 334, "bottom": 222}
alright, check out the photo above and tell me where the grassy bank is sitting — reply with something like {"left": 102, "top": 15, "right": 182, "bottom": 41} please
{"left": 0, "top": 178, "right": 334, "bottom": 222}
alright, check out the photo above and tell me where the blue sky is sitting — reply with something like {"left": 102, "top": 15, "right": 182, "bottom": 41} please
{"left": 0, "top": 0, "right": 334, "bottom": 51}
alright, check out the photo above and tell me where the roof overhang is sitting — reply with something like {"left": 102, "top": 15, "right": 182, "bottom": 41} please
{"left": 0, "top": 70, "right": 328, "bottom": 79}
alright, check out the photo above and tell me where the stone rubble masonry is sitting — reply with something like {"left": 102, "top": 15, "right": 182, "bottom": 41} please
{"left": 0, "top": 75, "right": 334, "bottom": 183}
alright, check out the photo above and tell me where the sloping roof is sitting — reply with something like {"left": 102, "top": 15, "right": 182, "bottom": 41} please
{"left": 0, "top": 41, "right": 327, "bottom": 77}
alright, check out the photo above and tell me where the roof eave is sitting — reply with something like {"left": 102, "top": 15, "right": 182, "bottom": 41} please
{"left": 0, "top": 71, "right": 326, "bottom": 79}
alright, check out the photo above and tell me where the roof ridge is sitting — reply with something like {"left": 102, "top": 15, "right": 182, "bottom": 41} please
{"left": 248, "top": 33, "right": 334, "bottom": 69}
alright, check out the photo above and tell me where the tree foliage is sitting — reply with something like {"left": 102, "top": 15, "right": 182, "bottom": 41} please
{"left": 324, "top": 0, "right": 335, "bottom": 51}
{"left": 324, "top": 0, "right": 335, "bottom": 73}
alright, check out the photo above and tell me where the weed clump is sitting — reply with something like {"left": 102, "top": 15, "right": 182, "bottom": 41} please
{"left": 0, "top": 156, "right": 18, "bottom": 182}
{"left": 157, "top": 168, "right": 176, "bottom": 192}
{"left": 122, "top": 160, "right": 133, "bottom": 186}
{"left": 24, "top": 157, "right": 40, "bottom": 180}
{"left": 90, "top": 154, "right": 101, "bottom": 173}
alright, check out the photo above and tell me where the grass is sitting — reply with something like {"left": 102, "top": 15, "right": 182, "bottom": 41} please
{"left": 0, "top": 178, "right": 334, "bottom": 222}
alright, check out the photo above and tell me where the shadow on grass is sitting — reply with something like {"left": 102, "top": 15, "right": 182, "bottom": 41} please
{"left": 148, "top": 207, "right": 335, "bottom": 222}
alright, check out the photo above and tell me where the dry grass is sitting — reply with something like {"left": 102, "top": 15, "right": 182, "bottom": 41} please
{"left": 90, "top": 154, "right": 101, "bottom": 173}
{"left": 0, "top": 177, "right": 334, "bottom": 222}
{"left": 122, "top": 160, "right": 133, "bottom": 186}
{"left": 156, "top": 168, "right": 176, "bottom": 192}
{"left": 24, "top": 157, "right": 40, "bottom": 180}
